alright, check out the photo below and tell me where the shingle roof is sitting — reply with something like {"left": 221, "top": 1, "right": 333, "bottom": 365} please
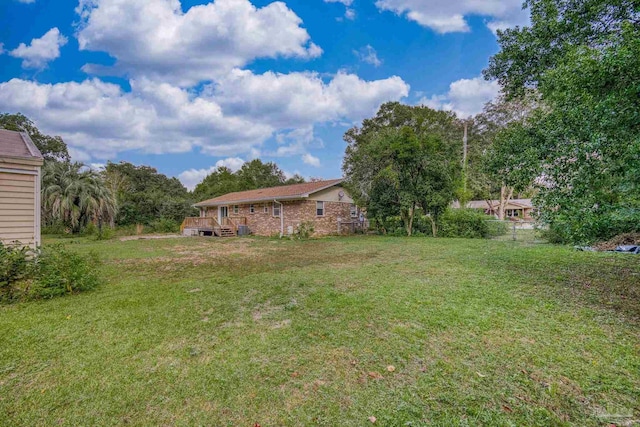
{"left": 0, "top": 129, "right": 44, "bottom": 160}
{"left": 195, "top": 179, "right": 344, "bottom": 206}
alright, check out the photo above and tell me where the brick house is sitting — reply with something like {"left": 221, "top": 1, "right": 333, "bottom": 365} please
{"left": 183, "top": 179, "right": 360, "bottom": 237}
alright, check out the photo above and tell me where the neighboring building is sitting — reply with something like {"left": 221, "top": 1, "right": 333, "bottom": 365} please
{"left": 184, "top": 179, "right": 359, "bottom": 237}
{"left": 464, "top": 199, "right": 536, "bottom": 220}
{"left": 0, "top": 129, "right": 44, "bottom": 248}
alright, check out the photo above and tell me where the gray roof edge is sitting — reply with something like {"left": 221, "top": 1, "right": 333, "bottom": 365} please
{"left": 19, "top": 132, "right": 44, "bottom": 160}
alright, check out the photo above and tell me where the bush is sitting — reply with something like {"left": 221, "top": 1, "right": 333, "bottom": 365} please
{"left": 29, "top": 245, "right": 101, "bottom": 299}
{"left": 485, "top": 220, "right": 510, "bottom": 238}
{"left": 293, "top": 221, "right": 315, "bottom": 239}
{"left": 1, "top": 243, "right": 101, "bottom": 303}
{"left": 439, "top": 209, "right": 491, "bottom": 239}
{"left": 0, "top": 243, "right": 33, "bottom": 302}
{"left": 148, "top": 218, "right": 180, "bottom": 233}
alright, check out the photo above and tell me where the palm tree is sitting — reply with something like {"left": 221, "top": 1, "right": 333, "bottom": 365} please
{"left": 42, "top": 162, "right": 118, "bottom": 235}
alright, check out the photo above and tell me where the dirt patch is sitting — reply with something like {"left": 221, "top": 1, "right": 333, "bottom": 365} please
{"left": 119, "top": 234, "right": 184, "bottom": 242}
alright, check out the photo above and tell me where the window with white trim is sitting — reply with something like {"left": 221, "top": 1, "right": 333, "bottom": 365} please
{"left": 273, "top": 202, "right": 281, "bottom": 217}
{"left": 350, "top": 204, "right": 358, "bottom": 218}
{"left": 233, "top": 205, "right": 239, "bottom": 215}
{"left": 316, "top": 201, "right": 324, "bottom": 216}
{"left": 249, "top": 204, "right": 255, "bottom": 214}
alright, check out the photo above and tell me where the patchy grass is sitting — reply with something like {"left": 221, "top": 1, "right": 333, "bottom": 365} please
{"left": 1, "top": 235, "right": 638, "bottom": 426}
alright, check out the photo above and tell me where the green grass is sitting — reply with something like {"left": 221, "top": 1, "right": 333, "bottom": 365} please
{"left": 1, "top": 235, "right": 639, "bottom": 426}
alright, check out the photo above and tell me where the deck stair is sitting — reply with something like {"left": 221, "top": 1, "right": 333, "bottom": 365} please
{"left": 219, "top": 226, "right": 235, "bottom": 237}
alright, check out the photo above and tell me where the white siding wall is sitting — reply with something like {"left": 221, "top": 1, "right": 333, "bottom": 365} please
{"left": 0, "top": 165, "right": 39, "bottom": 248}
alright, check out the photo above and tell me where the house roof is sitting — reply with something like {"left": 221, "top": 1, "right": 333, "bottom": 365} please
{"left": 0, "top": 129, "right": 44, "bottom": 160}
{"left": 194, "top": 179, "right": 344, "bottom": 207}
{"left": 467, "top": 199, "right": 534, "bottom": 210}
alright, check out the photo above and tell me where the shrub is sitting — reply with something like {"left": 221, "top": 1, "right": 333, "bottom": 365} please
{"left": 439, "top": 209, "right": 491, "bottom": 239}
{"left": 293, "top": 221, "right": 315, "bottom": 239}
{"left": 29, "top": 245, "right": 101, "bottom": 299}
{"left": 485, "top": 220, "right": 510, "bottom": 239}
{"left": 148, "top": 218, "right": 179, "bottom": 233}
{"left": 0, "top": 243, "right": 33, "bottom": 302}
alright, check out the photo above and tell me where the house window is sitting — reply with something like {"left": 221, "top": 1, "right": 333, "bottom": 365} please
{"left": 350, "top": 204, "right": 358, "bottom": 218}
{"left": 249, "top": 204, "right": 255, "bottom": 214}
{"left": 316, "top": 201, "right": 324, "bottom": 216}
{"left": 263, "top": 204, "right": 268, "bottom": 213}
{"left": 273, "top": 202, "right": 281, "bottom": 217}
{"left": 233, "top": 205, "right": 239, "bottom": 215}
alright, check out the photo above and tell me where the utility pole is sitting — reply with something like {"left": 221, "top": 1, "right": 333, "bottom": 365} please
{"left": 462, "top": 121, "right": 468, "bottom": 170}
{"left": 462, "top": 120, "right": 469, "bottom": 200}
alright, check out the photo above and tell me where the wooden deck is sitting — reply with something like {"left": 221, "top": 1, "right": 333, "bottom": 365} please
{"left": 180, "top": 216, "right": 247, "bottom": 237}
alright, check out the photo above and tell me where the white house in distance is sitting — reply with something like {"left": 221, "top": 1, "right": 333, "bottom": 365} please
{"left": 0, "top": 129, "right": 44, "bottom": 248}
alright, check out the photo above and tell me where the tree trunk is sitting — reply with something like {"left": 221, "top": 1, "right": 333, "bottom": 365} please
{"left": 429, "top": 215, "right": 437, "bottom": 238}
{"left": 498, "top": 185, "right": 514, "bottom": 220}
{"left": 406, "top": 203, "right": 416, "bottom": 237}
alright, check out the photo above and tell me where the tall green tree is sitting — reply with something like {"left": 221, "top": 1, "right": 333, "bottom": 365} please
{"left": 343, "top": 103, "right": 461, "bottom": 236}
{"left": 42, "top": 162, "right": 117, "bottom": 234}
{"left": 192, "top": 159, "right": 305, "bottom": 202}
{"left": 103, "top": 162, "right": 195, "bottom": 226}
{"left": 484, "top": 0, "right": 640, "bottom": 243}
{"left": 470, "top": 92, "right": 540, "bottom": 219}
{"left": 0, "top": 113, "right": 70, "bottom": 162}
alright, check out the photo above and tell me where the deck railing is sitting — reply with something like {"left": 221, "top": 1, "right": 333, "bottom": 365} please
{"left": 180, "top": 216, "right": 220, "bottom": 233}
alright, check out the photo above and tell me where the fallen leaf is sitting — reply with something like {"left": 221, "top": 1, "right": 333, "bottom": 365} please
{"left": 386, "top": 365, "right": 396, "bottom": 372}
{"left": 502, "top": 405, "right": 513, "bottom": 413}
{"left": 476, "top": 372, "right": 486, "bottom": 378}
{"left": 368, "top": 416, "right": 377, "bottom": 423}
{"left": 290, "top": 372, "right": 300, "bottom": 378}
{"left": 66, "top": 315, "right": 71, "bottom": 320}
{"left": 368, "top": 371, "right": 383, "bottom": 379}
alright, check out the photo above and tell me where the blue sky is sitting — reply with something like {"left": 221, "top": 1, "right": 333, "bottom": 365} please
{"left": 0, "top": 0, "right": 528, "bottom": 189}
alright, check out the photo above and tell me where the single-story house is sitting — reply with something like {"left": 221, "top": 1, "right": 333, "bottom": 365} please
{"left": 0, "top": 129, "right": 44, "bottom": 248}
{"left": 464, "top": 199, "right": 536, "bottom": 220}
{"left": 184, "top": 179, "right": 360, "bottom": 237}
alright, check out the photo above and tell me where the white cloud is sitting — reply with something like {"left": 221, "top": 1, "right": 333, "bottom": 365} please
{"left": 419, "top": 77, "right": 500, "bottom": 118}
{"left": 374, "top": 0, "right": 529, "bottom": 34}
{"left": 76, "top": 0, "right": 322, "bottom": 86}
{"left": 0, "top": 78, "right": 271, "bottom": 159}
{"left": 344, "top": 8, "right": 356, "bottom": 20}
{"left": 302, "top": 153, "right": 321, "bottom": 167}
{"left": 9, "top": 28, "right": 67, "bottom": 68}
{"left": 178, "top": 157, "right": 245, "bottom": 190}
{"left": 353, "top": 45, "right": 382, "bottom": 67}
{"left": 0, "top": 71, "right": 408, "bottom": 160}
{"left": 215, "top": 157, "right": 245, "bottom": 171}
{"left": 325, "top": 0, "right": 355, "bottom": 21}
{"left": 214, "top": 69, "right": 409, "bottom": 129}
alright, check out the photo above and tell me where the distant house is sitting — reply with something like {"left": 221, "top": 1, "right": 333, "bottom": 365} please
{"left": 464, "top": 199, "right": 536, "bottom": 220}
{"left": 184, "top": 179, "right": 359, "bottom": 237}
{"left": 0, "top": 129, "right": 44, "bottom": 248}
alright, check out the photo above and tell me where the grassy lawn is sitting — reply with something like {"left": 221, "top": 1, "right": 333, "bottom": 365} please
{"left": 1, "top": 236, "right": 638, "bottom": 426}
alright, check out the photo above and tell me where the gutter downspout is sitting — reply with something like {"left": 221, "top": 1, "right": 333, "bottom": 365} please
{"left": 274, "top": 199, "right": 284, "bottom": 238}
